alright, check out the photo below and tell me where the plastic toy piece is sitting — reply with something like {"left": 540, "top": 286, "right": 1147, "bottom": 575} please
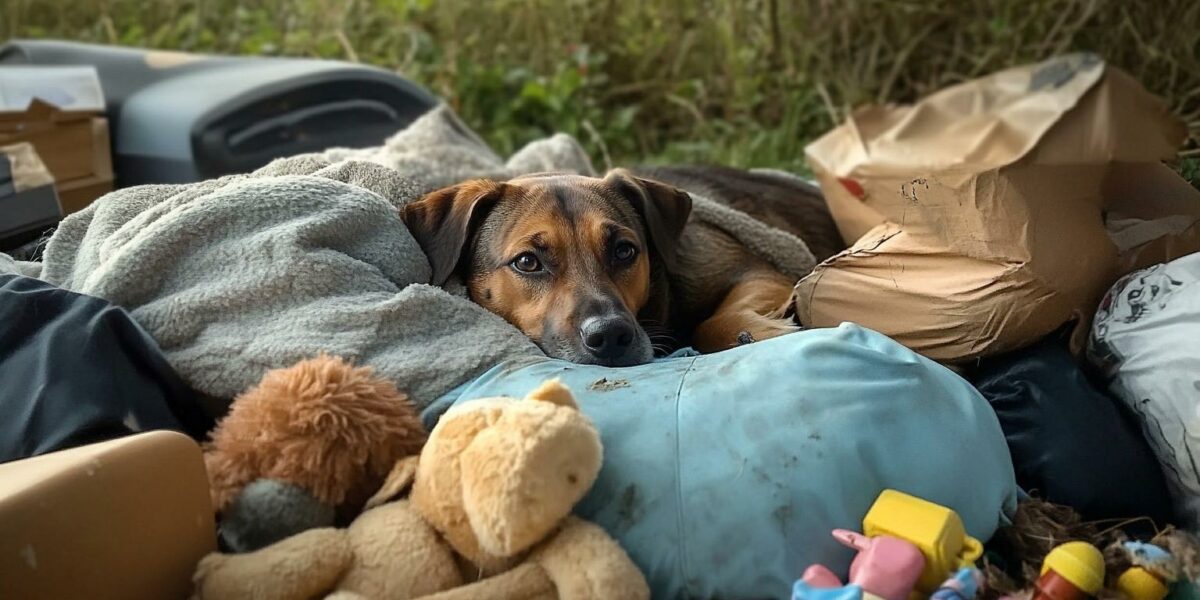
{"left": 801, "top": 565, "right": 844, "bottom": 587}
{"left": 931, "top": 567, "right": 985, "bottom": 600}
{"left": 1116, "top": 541, "right": 1172, "bottom": 600}
{"left": 861, "top": 490, "right": 984, "bottom": 592}
{"left": 792, "top": 580, "right": 865, "bottom": 600}
{"left": 1033, "top": 541, "right": 1104, "bottom": 600}
{"left": 836, "top": 530, "right": 925, "bottom": 600}
{"left": 799, "top": 531, "right": 924, "bottom": 600}
{"left": 1116, "top": 567, "right": 1168, "bottom": 600}
{"left": 1124, "top": 541, "right": 1174, "bottom": 571}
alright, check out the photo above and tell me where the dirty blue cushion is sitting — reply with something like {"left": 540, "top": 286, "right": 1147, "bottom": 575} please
{"left": 424, "top": 323, "right": 1018, "bottom": 600}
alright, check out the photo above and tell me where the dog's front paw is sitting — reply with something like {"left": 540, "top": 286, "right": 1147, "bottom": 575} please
{"left": 735, "top": 313, "right": 800, "bottom": 346}
{"left": 694, "top": 311, "right": 800, "bottom": 352}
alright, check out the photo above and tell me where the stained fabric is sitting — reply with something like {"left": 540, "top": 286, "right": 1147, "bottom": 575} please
{"left": 972, "top": 334, "right": 1175, "bottom": 525}
{"left": 0, "top": 274, "right": 212, "bottom": 463}
{"left": 426, "top": 323, "right": 1018, "bottom": 600}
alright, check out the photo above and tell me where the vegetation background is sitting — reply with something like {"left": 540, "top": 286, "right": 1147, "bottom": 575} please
{"left": 5, "top": 0, "right": 1200, "bottom": 185}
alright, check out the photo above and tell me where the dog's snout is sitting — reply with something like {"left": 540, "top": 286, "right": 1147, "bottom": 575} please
{"left": 579, "top": 316, "right": 635, "bottom": 360}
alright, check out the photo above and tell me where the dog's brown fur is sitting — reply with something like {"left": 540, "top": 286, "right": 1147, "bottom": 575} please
{"left": 401, "top": 166, "right": 843, "bottom": 365}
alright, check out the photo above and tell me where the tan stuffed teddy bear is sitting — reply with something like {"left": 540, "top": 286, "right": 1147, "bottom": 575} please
{"left": 191, "top": 379, "right": 649, "bottom": 600}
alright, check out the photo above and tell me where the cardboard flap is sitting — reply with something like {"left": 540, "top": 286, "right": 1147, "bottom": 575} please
{"left": 1025, "top": 67, "right": 1186, "bottom": 166}
{"left": 0, "top": 98, "right": 54, "bottom": 123}
{"left": 806, "top": 54, "right": 1108, "bottom": 179}
{"left": 808, "top": 53, "right": 1195, "bottom": 244}
{"left": 1104, "top": 163, "right": 1200, "bottom": 218}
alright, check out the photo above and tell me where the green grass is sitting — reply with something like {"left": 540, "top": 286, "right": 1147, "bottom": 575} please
{"left": 6, "top": 0, "right": 1200, "bottom": 183}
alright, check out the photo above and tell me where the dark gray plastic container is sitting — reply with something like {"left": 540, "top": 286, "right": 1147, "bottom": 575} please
{"left": 0, "top": 40, "right": 439, "bottom": 186}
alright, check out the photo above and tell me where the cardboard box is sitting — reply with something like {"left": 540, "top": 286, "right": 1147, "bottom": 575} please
{"left": 0, "top": 431, "right": 216, "bottom": 600}
{"left": 57, "top": 171, "right": 115, "bottom": 215}
{"left": 0, "top": 67, "right": 113, "bottom": 214}
{"left": 0, "top": 141, "right": 61, "bottom": 248}
{"left": 54, "top": 115, "right": 115, "bottom": 214}
{"left": 794, "top": 53, "right": 1200, "bottom": 363}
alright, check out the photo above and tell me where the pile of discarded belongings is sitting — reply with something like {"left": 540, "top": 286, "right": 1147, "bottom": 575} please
{"left": 1, "top": 52, "right": 1199, "bottom": 600}
{"left": 794, "top": 52, "right": 1200, "bottom": 598}
{"left": 0, "top": 67, "right": 113, "bottom": 252}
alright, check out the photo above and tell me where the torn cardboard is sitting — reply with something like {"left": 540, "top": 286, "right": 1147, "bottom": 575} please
{"left": 794, "top": 53, "right": 1200, "bottom": 363}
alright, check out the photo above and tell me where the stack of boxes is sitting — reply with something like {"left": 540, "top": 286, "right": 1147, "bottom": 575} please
{"left": 0, "top": 67, "right": 114, "bottom": 249}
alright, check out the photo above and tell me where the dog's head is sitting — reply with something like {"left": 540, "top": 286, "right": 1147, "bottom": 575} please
{"left": 401, "top": 170, "right": 692, "bottom": 366}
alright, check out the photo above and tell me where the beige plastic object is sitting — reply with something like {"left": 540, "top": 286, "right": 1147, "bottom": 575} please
{"left": 795, "top": 53, "right": 1200, "bottom": 363}
{"left": 0, "top": 431, "right": 216, "bottom": 600}
{"left": 1, "top": 141, "right": 54, "bottom": 191}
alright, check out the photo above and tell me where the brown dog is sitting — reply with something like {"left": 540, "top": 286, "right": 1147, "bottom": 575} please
{"left": 400, "top": 166, "right": 842, "bottom": 366}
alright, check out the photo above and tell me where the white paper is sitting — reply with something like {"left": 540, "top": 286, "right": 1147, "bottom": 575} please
{"left": 0, "top": 67, "right": 105, "bottom": 112}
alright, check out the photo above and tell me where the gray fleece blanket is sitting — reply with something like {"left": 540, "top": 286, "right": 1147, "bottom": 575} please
{"left": 2, "top": 105, "right": 815, "bottom": 413}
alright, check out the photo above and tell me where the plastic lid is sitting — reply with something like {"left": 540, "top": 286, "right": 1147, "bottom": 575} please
{"left": 1040, "top": 542, "right": 1105, "bottom": 594}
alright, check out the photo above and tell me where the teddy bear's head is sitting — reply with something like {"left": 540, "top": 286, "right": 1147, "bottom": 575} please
{"left": 410, "top": 379, "right": 602, "bottom": 571}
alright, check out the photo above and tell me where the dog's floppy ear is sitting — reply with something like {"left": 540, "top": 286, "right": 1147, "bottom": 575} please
{"left": 604, "top": 168, "right": 692, "bottom": 271}
{"left": 400, "top": 180, "right": 506, "bottom": 285}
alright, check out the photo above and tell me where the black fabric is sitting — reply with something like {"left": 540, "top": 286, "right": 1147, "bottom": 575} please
{"left": 970, "top": 333, "right": 1174, "bottom": 525}
{"left": 0, "top": 274, "right": 213, "bottom": 463}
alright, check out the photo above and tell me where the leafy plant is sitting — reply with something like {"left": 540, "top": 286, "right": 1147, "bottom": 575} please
{"left": 4, "top": 0, "right": 1198, "bottom": 185}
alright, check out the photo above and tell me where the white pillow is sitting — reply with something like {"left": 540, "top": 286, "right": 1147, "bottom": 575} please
{"left": 1089, "top": 252, "right": 1200, "bottom": 527}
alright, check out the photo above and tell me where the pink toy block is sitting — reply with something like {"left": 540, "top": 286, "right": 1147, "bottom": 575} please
{"left": 801, "top": 565, "right": 843, "bottom": 587}
{"left": 835, "top": 530, "right": 925, "bottom": 600}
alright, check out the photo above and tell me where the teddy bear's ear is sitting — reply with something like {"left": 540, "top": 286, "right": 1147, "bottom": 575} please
{"left": 525, "top": 378, "right": 577, "bottom": 409}
{"left": 363, "top": 455, "right": 419, "bottom": 510}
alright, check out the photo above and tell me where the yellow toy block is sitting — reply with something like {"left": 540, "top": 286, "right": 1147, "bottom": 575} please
{"left": 1117, "top": 567, "right": 1169, "bottom": 600}
{"left": 861, "top": 490, "right": 984, "bottom": 593}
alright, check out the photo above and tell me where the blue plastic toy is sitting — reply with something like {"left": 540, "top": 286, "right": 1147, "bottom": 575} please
{"left": 930, "top": 567, "right": 984, "bottom": 600}
{"left": 792, "top": 580, "right": 865, "bottom": 600}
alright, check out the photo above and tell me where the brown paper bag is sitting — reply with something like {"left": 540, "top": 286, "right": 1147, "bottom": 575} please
{"left": 794, "top": 53, "right": 1200, "bottom": 363}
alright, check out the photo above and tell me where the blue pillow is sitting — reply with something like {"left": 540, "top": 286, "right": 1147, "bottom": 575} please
{"left": 424, "top": 323, "right": 1018, "bottom": 600}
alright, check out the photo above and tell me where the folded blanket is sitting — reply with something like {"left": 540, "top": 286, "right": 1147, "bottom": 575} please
{"left": 3, "top": 105, "right": 816, "bottom": 413}
{"left": 0, "top": 251, "right": 41, "bottom": 278}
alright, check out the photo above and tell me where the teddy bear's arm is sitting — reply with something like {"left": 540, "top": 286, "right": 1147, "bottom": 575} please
{"left": 338, "top": 500, "right": 464, "bottom": 599}
{"left": 191, "top": 528, "right": 352, "bottom": 600}
{"left": 413, "top": 562, "right": 555, "bottom": 600}
{"left": 529, "top": 517, "right": 650, "bottom": 600}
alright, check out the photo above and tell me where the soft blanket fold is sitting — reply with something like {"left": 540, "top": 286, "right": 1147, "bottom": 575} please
{"left": 3, "top": 105, "right": 815, "bottom": 412}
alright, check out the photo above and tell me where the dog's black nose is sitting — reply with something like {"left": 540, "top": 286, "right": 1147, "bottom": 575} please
{"left": 580, "top": 316, "right": 635, "bottom": 360}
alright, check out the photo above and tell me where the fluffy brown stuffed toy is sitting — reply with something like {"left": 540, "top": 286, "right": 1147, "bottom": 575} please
{"left": 192, "top": 379, "right": 650, "bottom": 600}
{"left": 204, "top": 354, "right": 427, "bottom": 517}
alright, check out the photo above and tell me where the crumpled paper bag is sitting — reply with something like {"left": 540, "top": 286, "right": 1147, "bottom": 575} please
{"left": 793, "top": 53, "right": 1200, "bottom": 363}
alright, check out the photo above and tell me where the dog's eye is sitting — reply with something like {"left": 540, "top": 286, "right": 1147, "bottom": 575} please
{"left": 613, "top": 241, "right": 638, "bottom": 263}
{"left": 511, "top": 253, "right": 543, "bottom": 273}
